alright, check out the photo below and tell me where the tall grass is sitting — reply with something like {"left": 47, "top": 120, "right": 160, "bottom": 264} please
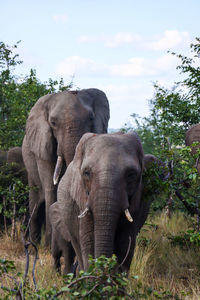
{"left": 129, "top": 211, "right": 200, "bottom": 299}
{"left": 0, "top": 211, "right": 200, "bottom": 299}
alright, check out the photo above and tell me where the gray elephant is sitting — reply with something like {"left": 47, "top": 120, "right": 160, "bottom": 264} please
{"left": 50, "top": 131, "right": 160, "bottom": 273}
{"left": 0, "top": 147, "right": 27, "bottom": 228}
{"left": 0, "top": 146, "right": 27, "bottom": 180}
{"left": 7, "top": 147, "right": 27, "bottom": 182}
{"left": 22, "top": 89, "right": 110, "bottom": 246}
{"left": 185, "top": 123, "right": 200, "bottom": 173}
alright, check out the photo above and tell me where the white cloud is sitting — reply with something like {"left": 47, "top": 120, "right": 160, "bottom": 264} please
{"left": 56, "top": 56, "right": 93, "bottom": 76}
{"left": 104, "top": 32, "right": 141, "bottom": 48}
{"left": 53, "top": 14, "right": 68, "bottom": 23}
{"left": 97, "top": 83, "right": 153, "bottom": 128}
{"left": 56, "top": 53, "right": 179, "bottom": 79}
{"left": 155, "top": 53, "right": 178, "bottom": 71}
{"left": 78, "top": 35, "right": 99, "bottom": 43}
{"left": 78, "top": 32, "right": 141, "bottom": 48}
{"left": 110, "top": 58, "right": 145, "bottom": 76}
{"left": 55, "top": 56, "right": 107, "bottom": 77}
{"left": 56, "top": 55, "right": 146, "bottom": 78}
{"left": 149, "top": 30, "right": 190, "bottom": 51}
{"left": 77, "top": 30, "right": 190, "bottom": 51}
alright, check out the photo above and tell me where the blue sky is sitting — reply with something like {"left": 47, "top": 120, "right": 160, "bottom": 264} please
{"left": 1, "top": 0, "right": 200, "bottom": 128}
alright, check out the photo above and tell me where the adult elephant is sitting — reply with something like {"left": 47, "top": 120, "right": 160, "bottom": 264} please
{"left": 0, "top": 147, "right": 27, "bottom": 228}
{"left": 7, "top": 147, "right": 27, "bottom": 182}
{"left": 185, "top": 123, "right": 200, "bottom": 173}
{"left": 50, "top": 131, "right": 160, "bottom": 273}
{"left": 22, "top": 88, "right": 110, "bottom": 246}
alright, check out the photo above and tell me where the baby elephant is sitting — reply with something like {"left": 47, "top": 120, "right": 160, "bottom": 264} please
{"left": 51, "top": 225, "right": 76, "bottom": 274}
{"left": 50, "top": 132, "right": 161, "bottom": 273}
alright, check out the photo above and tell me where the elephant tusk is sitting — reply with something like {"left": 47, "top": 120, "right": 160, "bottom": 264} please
{"left": 125, "top": 209, "right": 133, "bottom": 223}
{"left": 53, "top": 156, "right": 63, "bottom": 185}
{"left": 78, "top": 207, "right": 89, "bottom": 219}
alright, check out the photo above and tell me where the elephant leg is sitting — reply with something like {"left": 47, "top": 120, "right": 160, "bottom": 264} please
{"left": 22, "top": 146, "right": 44, "bottom": 244}
{"left": 63, "top": 242, "right": 76, "bottom": 275}
{"left": 51, "top": 231, "right": 62, "bottom": 273}
{"left": 29, "top": 197, "right": 45, "bottom": 244}
{"left": 37, "top": 159, "right": 57, "bottom": 247}
{"left": 28, "top": 174, "right": 45, "bottom": 244}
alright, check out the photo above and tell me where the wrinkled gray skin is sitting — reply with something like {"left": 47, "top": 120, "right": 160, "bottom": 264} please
{"left": 51, "top": 226, "right": 76, "bottom": 274}
{"left": 22, "top": 89, "right": 110, "bottom": 246}
{"left": 50, "top": 132, "right": 156, "bottom": 273}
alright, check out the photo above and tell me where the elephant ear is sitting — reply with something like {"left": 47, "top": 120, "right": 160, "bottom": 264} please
{"left": 66, "top": 133, "right": 97, "bottom": 210}
{"left": 50, "top": 201, "right": 70, "bottom": 241}
{"left": 25, "top": 95, "right": 56, "bottom": 161}
{"left": 77, "top": 88, "right": 110, "bottom": 133}
{"left": 185, "top": 124, "right": 200, "bottom": 155}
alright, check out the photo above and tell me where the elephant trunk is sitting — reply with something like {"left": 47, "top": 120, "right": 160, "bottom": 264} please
{"left": 93, "top": 188, "right": 120, "bottom": 259}
{"left": 62, "top": 134, "right": 82, "bottom": 166}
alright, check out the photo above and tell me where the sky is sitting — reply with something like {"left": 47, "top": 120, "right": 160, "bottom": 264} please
{"left": 1, "top": 0, "right": 200, "bottom": 128}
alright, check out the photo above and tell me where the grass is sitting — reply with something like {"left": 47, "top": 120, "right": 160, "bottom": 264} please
{"left": 0, "top": 211, "right": 200, "bottom": 299}
{"left": 129, "top": 211, "right": 200, "bottom": 299}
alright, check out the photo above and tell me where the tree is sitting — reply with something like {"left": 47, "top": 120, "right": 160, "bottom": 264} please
{"left": 0, "top": 41, "right": 72, "bottom": 150}
{"left": 125, "top": 37, "right": 200, "bottom": 222}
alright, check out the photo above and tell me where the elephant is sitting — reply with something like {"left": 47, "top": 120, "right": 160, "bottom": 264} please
{"left": 22, "top": 88, "right": 110, "bottom": 246}
{"left": 185, "top": 123, "right": 200, "bottom": 173}
{"left": 0, "top": 146, "right": 27, "bottom": 183}
{"left": 0, "top": 147, "right": 27, "bottom": 228}
{"left": 50, "top": 131, "right": 160, "bottom": 273}
{"left": 7, "top": 147, "right": 27, "bottom": 182}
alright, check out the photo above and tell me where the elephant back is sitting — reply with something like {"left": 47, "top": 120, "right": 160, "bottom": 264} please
{"left": 185, "top": 124, "right": 200, "bottom": 155}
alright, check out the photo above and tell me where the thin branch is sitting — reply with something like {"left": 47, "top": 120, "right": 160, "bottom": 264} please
{"left": 175, "top": 190, "right": 198, "bottom": 215}
{"left": 51, "top": 275, "right": 97, "bottom": 299}
{"left": 195, "top": 156, "right": 200, "bottom": 169}
{"left": 117, "top": 288, "right": 137, "bottom": 300}
{"left": 22, "top": 240, "right": 31, "bottom": 284}
{"left": 80, "top": 283, "right": 99, "bottom": 299}
{"left": 24, "top": 204, "right": 36, "bottom": 238}
{"left": 30, "top": 240, "right": 38, "bottom": 290}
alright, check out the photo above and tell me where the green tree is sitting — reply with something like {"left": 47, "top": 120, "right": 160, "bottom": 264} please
{"left": 125, "top": 37, "right": 200, "bottom": 220}
{"left": 0, "top": 41, "right": 72, "bottom": 150}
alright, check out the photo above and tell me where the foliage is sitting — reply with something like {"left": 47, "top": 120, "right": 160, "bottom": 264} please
{"left": 0, "top": 41, "right": 72, "bottom": 150}
{"left": 0, "top": 254, "right": 184, "bottom": 299}
{"left": 0, "top": 162, "right": 29, "bottom": 233}
{"left": 122, "top": 37, "right": 200, "bottom": 219}
{"left": 168, "top": 229, "right": 200, "bottom": 248}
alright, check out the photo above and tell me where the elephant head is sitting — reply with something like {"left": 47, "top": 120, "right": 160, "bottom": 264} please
{"left": 50, "top": 131, "right": 160, "bottom": 272}
{"left": 22, "top": 88, "right": 110, "bottom": 246}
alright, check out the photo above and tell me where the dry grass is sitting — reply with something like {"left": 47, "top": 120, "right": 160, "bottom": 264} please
{"left": 129, "top": 211, "right": 200, "bottom": 299}
{"left": 0, "top": 212, "right": 200, "bottom": 299}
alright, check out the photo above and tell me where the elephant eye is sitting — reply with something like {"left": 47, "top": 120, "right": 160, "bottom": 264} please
{"left": 83, "top": 168, "right": 91, "bottom": 178}
{"left": 50, "top": 118, "right": 57, "bottom": 127}
{"left": 126, "top": 169, "right": 137, "bottom": 183}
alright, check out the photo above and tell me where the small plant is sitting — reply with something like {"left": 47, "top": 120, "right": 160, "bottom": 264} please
{"left": 168, "top": 229, "right": 200, "bottom": 248}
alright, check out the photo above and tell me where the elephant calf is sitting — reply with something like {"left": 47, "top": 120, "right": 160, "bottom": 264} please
{"left": 50, "top": 132, "right": 161, "bottom": 273}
